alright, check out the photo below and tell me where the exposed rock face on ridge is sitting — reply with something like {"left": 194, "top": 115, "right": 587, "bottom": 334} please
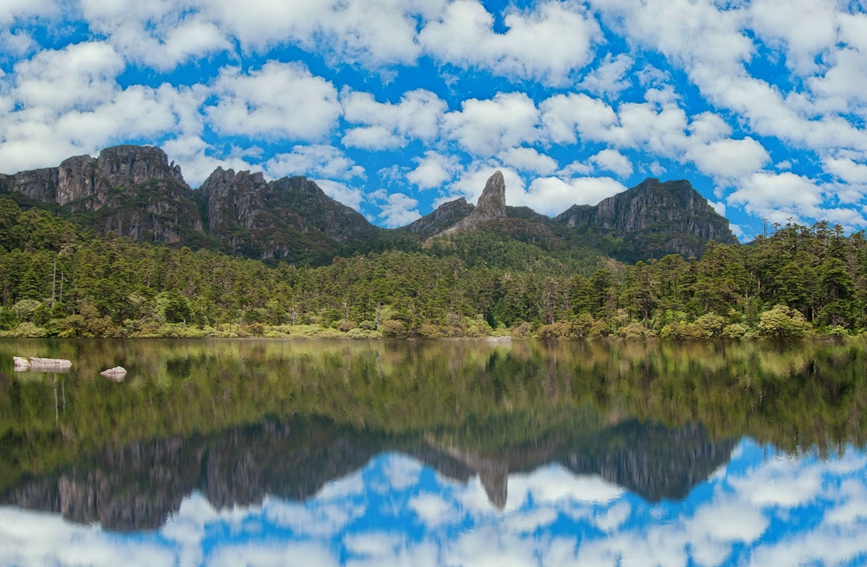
{"left": 399, "top": 197, "right": 475, "bottom": 239}
{"left": 0, "top": 145, "right": 379, "bottom": 262}
{"left": 440, "top": 171, "right": 507, "bottom": 236}
{"left": 0, "top": 145, "right": 202, "bottom": 243}
{"left": 0, "top": 145, "right": 188, "bottom": 209}
{"left": 556, "top": 178, "right": 738, "bottom": 262}
{"left": 199, "top": 168, "right": 379, "bottom": 260}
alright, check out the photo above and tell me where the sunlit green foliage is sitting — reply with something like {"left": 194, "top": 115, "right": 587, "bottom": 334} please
{"left": 1, "top": 199, "right": 866, "bottom": 339}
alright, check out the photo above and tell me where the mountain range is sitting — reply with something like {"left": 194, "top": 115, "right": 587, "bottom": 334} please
{"left": 0, "top": 145, "right": 737, "bottom": 267}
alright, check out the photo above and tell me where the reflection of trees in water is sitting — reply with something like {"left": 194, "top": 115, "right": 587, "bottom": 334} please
{"left": 0, "top": 339, "right": 865, "bottom": 492}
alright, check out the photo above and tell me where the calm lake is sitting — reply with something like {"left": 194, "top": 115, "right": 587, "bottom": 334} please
{"left": 1, "top": 338, "right": 866, "bottom": 566}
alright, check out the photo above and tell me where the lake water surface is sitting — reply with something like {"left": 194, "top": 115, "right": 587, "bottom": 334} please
{"left": 1, "top": 339, "right": 866, "bottom": 566}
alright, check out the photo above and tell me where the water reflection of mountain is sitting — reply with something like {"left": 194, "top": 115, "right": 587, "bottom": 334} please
{"left": 1, "top": 416, "right": 735, "bottom": 531}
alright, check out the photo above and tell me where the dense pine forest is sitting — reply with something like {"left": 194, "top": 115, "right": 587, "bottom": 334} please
{"left": 1, "top": 197, "right": 865, "bottom": 340}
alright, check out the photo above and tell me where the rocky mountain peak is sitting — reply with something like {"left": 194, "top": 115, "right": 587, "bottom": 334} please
{"left": 439, "top": 171, "right": 508, "bottom": 236}
{"left": 555, "top": 177, "right": 738, "bottom": 261}
{"left": 475, "top": 170, "right": 507, "bottom": 221}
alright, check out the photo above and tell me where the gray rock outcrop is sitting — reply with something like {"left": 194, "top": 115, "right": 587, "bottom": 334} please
{"left": 556, "top": 177, "right": 737, "bottom": 261}
{"left": 440, "top": 171, "right": 507, "bottom": 236}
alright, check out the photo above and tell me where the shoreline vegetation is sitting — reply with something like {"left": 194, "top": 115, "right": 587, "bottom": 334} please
{"left": 1, "top": 320, "right": 862, "bottom": 341}
{"left": 1, "top": 198, "right": 865, "bottom": 341}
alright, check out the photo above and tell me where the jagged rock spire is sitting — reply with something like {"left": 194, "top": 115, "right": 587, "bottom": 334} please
{"left": 440, "top": 171, "right": 507, "bottom": 236}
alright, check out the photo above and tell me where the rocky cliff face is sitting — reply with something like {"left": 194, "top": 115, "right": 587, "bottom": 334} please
{"left": 198, "top": 168, "right": 378, "bottom": 261}
{"left": 0, "top": 146, "right": 202, "bottom": 243}
{"left": 0, "top": 146, "right": 380, "bottom": 262}
{"left": 556, "top": 178, "right": 737, "bottom": 261}
{"left": 399, "top": 197, "right": 475, "bottom": 238}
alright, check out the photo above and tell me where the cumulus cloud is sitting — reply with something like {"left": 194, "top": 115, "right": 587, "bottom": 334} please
{"left": 578, "top": 53, "right": 634, "bottom": 98}
{"left": 208, "top": 0, "right": 442, "bottom": 66}
{"left": 265, "top": 145, "right": 365, "bottom": 181}
{"left": 206, "top": 62, "right": 340, "bottom": 141}
{"left": 407, "top": 151, "right": 462, "bottom": 190}
{"left": 78, "top": 0, "right": 230, "bottom": 71}
{"left": 686, "top": 137, "right": 770, "bottom": 180}
{"left": 728, "top": 171, "right": 866, "bottom": 227}
{"left": 498, "top": 147, "right": 558, "bottom": 175}
{"left": 313, "top": 179, "right": 365, "bottom": 211}
{"left": 341, "top": 89, "right": 446, "bottom": 150}
{"left": 0, "top": 0, "right": 55, "bottom": 25}
{"left": 11, "top": 41, "right": 125, "bottom": 110}
{"left": 444, "top": 92, "right": 541, "bottom": 156}
{"left": 589, "top": 149, "right": 632, "bottom": 177}
{"left": 526, "top": 176, "right": 627, "bottom": 214}
{"left": 370, "top": 189, "right": 421, "bottom": 227}
{"left": 419, "top": 0, "right": 600, "bottom": 85}
{"left": 0, "top": 41, "right": 205, "bottom": 174}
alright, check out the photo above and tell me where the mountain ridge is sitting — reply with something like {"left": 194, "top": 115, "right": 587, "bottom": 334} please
{"left": 0, "top": 145, "right": 737, "bottom": 266}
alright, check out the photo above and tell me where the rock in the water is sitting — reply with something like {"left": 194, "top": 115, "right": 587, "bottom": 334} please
{"left": 100, "top": 366, "right": 127, "bottom": 381}
{"left": 28, "top": 357, "right": 72, "bottom": 369}
{"left": 13, "top": 356, "right": 30, "bottom": 368}
{"left": 440, "top": 171, "right": 508, "bottom": 236}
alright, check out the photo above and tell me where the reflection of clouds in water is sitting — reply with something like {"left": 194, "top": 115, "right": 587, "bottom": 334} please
{"left": 408, "top": 493, "right": 455, "bottom": 527}
{"left": 0, "top": 507, "right": 175, "bottom": 567}
{"left": 315, "top": 469, "right": 365, "bottom": 499}
{"left": 381, "top": 453, "right": 423, "bottom": 490}
{"left": 264, "top": 498, "right": 366, "bottom": 537}
{"left": 207, "top": 542, "right": 340, "bottom": 567}
{"left": 2, "top": 441, "right": 867, "bottom": 566}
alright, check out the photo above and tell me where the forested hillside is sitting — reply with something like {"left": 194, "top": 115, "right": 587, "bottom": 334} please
{"left": 1, "top": 198, "right": 865, "bottom": 339}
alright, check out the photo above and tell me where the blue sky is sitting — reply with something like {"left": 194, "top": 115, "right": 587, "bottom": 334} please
{"left": 2, "top": 1, "right": 867, "bottom": 239}
{"left": 2, "top": 439, "right": 867, "bottom": 566}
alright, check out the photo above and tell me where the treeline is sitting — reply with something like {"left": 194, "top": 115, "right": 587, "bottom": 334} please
{"left": 0, "top": 198, "right": 865, "bottom": 339}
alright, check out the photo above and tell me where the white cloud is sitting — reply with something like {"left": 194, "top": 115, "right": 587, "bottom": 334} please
{"left": 208, "top": 542, "right": 340, "bottom": 567}
{"left": 78, "top": 0, "right": 231, "bottom": 71}
{"left": 11, "top": 41, "right": 124, "bottom": 110}
{"left": 265, "top": 145, "right": 365, "bottom": 181}
{"left": 728, "top": 171, "right": 866, "bottom": 227}
{"left": 498, "top": 147, "right": 558, "bottom": 175}
{"left": 208, "top": 0, "right": 443, "bottom": 66}
{"left": 407, "top": 151, "right": 462, "bottom": 190}
{"left": 0, "top": 0, "right": 55, "bottom": 25}
{"left": 578, "top": 53, "right": 634, "bottom": 98}
{"left": 382, "top": 454, "right": 423, "bottom": 490}
{"left": 370, "top": 190, "right": 421, "bottom": 227}
{"left": 589, "top": 149, "right": 632, "bottom": 177}
{"left": 540, "top": 92, "right": 616, "bottom": 145}
{"left": 0, "top": 29, "right": 35, "bottom": 56}
{"left": 341, "top": 89, "right": 446, "bottom": 150}
{"left": 686, "top": 137, "right": 770, "bottom": 180}
{"left": 526, "top": 176, "right": 627, "bottom": 214}
{"left": 824, "top": 156, "right": 867, "bottom": 184}
{"left": 314, "top": 179, "right": 365, "bottom": 211}
{"left": 207, "top": 62, "right": 340, "bottom": 141}
{"left": 0, "top": 42, "right": 205, "bottom": 174}
{"left": 748, "top": 0, "right": 839, "bottom": 76}
{"left": 419, "top": 0, "right": 600, "bottom": 85}
{"left": 708, "top": 200, "right": 726, "bottom": 217}
{"left": 444, "top": 92, "right": 541, "bottom": 155}
{"left": 557, "top": 160, "right": 592, "bottom": 177}
{"left": 162, "top": 136, "right": 253, "bottom": 188}
{"left": 408, "top": 493, "right": 456, "bottom": 527}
